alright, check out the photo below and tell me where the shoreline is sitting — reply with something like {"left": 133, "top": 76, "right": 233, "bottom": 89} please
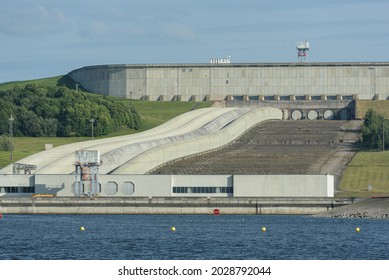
{"left": 313, "top": 197, "right": 389, "bottom": 219}
{"left": 0, "top": 196, "right": 354, "bottom": 215}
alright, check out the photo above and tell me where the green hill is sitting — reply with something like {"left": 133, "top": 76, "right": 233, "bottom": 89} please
{"left": 0, "top": 75, "right": 80, "bottom": 92}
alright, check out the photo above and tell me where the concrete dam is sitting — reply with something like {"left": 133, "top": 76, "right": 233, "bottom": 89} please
{"left": 69, "top": 62, "right": 389, "bottom": 102}
{"left": 0, "top": 62, "right": 372, "bottom": 213}
{"left": 68, "top": 61, "right": 389, "bottom": 120}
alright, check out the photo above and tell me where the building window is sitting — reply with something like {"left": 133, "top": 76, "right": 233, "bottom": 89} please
{"left": 0, "top": 186, "right": 35, "bottom": 193}
{"left": 280, "top": 95, "right": 289, "bottom": 101}
{"left": 172, "top": 186, "right": 233, "bottom": 194}
{"left": 122, "top": 181, "right": 135, "bottom": 195}
{"left": 105, "top": 181, "right": 118, "bottom": 195}
{"left": 232, "top": 95, "right": 243, "bottom": 101}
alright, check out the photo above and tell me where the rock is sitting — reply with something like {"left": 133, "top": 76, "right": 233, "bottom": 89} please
{"left": 314, "top": 197, "right": 389, "bottom": 219}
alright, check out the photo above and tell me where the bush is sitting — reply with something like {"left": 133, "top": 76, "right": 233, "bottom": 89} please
{"left": 0, "top": 84, "right": 141, "bottom": 137}
{"left": 0, "top": 135, "right": 10, "bottom": 151}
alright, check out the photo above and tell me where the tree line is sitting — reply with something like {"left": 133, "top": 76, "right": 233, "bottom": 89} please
{"left": 0, "top": 84, "right": 141, "bottom": 138}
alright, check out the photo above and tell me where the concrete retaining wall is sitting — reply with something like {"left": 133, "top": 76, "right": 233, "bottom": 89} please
{"left": 233, "top": 175, "right": 334, "bottom": 197}
{"left": 228, "top": 99, "right": 356, "bottom": 120}
{"left": 69, "top": 62, "right": 389, "bottom": 101}
{"left": 0, "top": 197, "right": 353, "bottom": 215}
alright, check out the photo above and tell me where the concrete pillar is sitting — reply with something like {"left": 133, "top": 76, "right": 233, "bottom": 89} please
{"left": 204, "top": 95, "right": 211, "bottom": 101}
{"left": 226, "top": 95, "right": 233, "bottom": 101}
{"left": 259, "top": 95, "right": 264, "bottom": 101}
{"left": 374, "top": 94, "right": 379, "bottom": 100}
{"left": 321, "top": 94, "right": 327, "bottom": 101}
{"left": 352, "top": 94, "right": 358, "bottom": 100}
{"left": 282, "top": 109, "right": 289, "bottom": 120}
{"left": 274, "top": 95, "right": 280, "bottom": 101}
{"left": 191, "top": 95, "right": 197, "bottom": 101}
{"left": 158, "top": 95, "right": 164, "bottom": 101}
{"left": 289, "top": 95, "right": 296, "bottom": 101}
{"left": 243, "top": 95, "right": 249, "bottom": 101}
{"left": 305, "top": 95, "right": 311, "bottom": 101}
{"left": 336, "top": 94, "right": 342, "bottom": 100}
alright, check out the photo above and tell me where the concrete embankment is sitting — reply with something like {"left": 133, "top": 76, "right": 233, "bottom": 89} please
{"left": 0, "top": 197, "right": 355, "bottom": 215}
{"left": 314, "top": 197, "right": 389, "bottom": 219}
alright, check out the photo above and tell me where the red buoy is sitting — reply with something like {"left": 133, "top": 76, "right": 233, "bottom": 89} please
{"left": 213, "top": 208, "right": 220, "bottom": 216}
{"left": 0, "top": 213, "right": 3, "bottom": 219}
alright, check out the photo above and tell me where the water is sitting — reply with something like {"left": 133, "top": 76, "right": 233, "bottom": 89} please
{"left": 0, "top": 214, "right": 388, "bottom": 260}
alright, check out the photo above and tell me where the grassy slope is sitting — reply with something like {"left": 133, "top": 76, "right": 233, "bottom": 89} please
{"left": 0, "top": 75, "right": 78, "bottom": 91}
{"left": 356, "top": 100, "right": 389, "bottom": 119}
{"left": 341, "top": 100, "right": 389, "bottom": 197}
{"left": 338, "top": 151, "right": 389, "bottom": 197}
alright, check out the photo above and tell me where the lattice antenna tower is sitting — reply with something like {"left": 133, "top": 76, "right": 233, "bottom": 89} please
{"left": 297, "top": 41, "right": 310, "bottom": 62}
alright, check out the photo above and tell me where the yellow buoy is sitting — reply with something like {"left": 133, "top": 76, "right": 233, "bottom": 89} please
{"left": 171, "top": 226, "right": 176, "bottom": 232}
{"left": 80, "top": 226, "right": 85, "bottom": 231}
{"left": 355, "top": 227, "right": 360, "bottom": 233}
{"left": 261, "top": 226, "right": 267, "bottom": 232}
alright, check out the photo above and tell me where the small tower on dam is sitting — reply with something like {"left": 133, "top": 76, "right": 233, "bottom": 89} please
{"left": 74, "top": 150, "right": 101, "bottom": 196}
{"left": 297, "top": 41, "right": 310, "bottom": 62}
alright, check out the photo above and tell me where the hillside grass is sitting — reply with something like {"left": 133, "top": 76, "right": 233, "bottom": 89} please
{"left": 338, "top": 151, "right": 389, "bottom": 197}
{"left": 356, "top": 100, "right": 389, "bottom": 119}
{"left": 0, "top": 75, "right": 78, "bottom": 91}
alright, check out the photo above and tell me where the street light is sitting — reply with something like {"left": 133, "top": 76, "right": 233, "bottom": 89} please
{"left": 90, "top": 119, "right": 95, "bottom": 139}
{"left": 9, "top": 114, "right": 14, "bottom": 163}
{"left": 383, "top": 118, "right": 385, "bottom": 152}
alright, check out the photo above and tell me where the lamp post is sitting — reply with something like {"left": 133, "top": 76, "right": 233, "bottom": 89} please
{"left": 383, "top": 118, "right": 385, "bottom": 152}
{"left": 9, "top": 114, "right": 14, "bottom": 163}
{"left": 90, "top": 118, "right": 95, "bottom": 139}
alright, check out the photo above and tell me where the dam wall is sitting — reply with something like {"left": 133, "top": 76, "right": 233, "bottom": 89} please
{"left": 69, "top": 62, "right": 389, "bottom": 102}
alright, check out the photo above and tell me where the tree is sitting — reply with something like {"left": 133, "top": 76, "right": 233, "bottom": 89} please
{"left": 0, "top": 84, "right": 142, "bottom": 137}
{"left": 361, "top": 109, "right": 385, "bottom": 149}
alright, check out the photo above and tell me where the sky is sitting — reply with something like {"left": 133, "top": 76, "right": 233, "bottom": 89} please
{"left": 1, "top": 0, "right": 389, "bottom": 83}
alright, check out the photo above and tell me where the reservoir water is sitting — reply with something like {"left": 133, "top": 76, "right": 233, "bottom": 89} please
{"left": 0, "top": 214, "right": 388, "bottom": 260}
